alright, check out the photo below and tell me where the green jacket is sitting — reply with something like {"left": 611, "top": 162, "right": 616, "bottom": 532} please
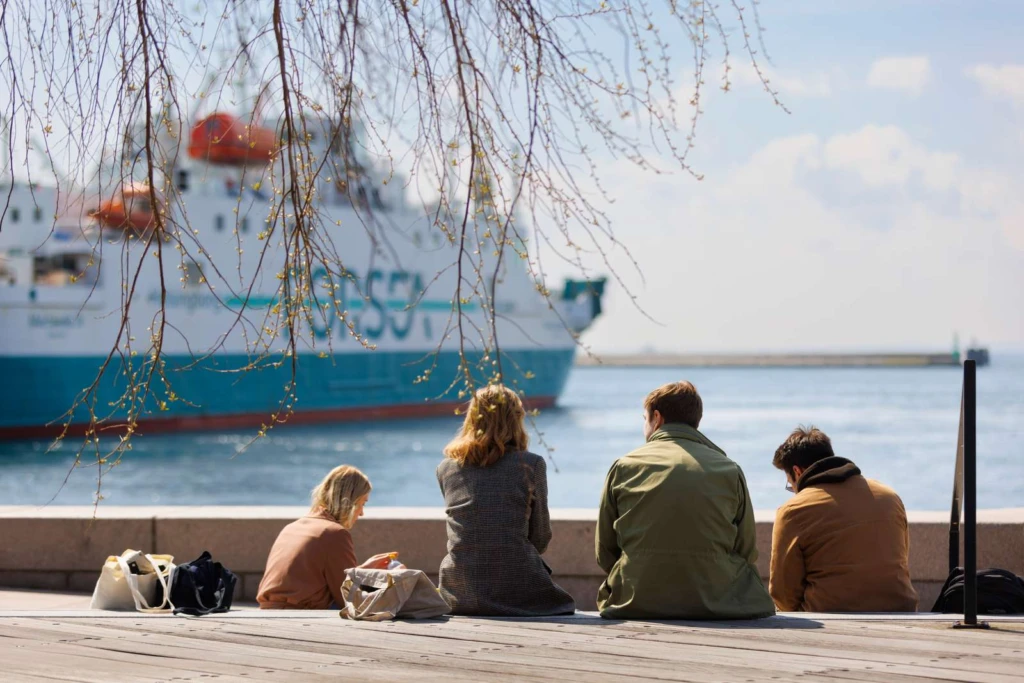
{"left": 596, "top": 423, "right": 774, "bottom": 619}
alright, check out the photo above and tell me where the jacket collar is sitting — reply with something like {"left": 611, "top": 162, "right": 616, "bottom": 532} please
{"left": 796, "top": 456, "right": 861, "bottom": 492}
{"left": 647, "top": 423, "right": 727, "bottom": 456}
{"left": 308, "top": 507, "right": 342, "bottom": 526}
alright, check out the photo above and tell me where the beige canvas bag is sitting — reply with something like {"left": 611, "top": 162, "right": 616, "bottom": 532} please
{"left": 339, "top": 568, "right": 450, "bottom": 621}
{"left": 90, "top": 549, "right": 175, "bottom": 612}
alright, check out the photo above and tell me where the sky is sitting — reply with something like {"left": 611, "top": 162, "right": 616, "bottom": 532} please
{"left": 2, "top": 1, "right": 1021, "bottom": 356}
{"left": 569, "top": 0, "right": 1024, "bottom": 354}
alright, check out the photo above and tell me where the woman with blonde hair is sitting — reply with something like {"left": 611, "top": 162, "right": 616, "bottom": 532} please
{"left": 257, "top": 465, "right": 397, "bottom": 609}
{"left": 436, "top": 384, "right": 576, "bottom": 616}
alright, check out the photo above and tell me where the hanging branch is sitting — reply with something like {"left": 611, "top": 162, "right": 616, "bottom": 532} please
{"left": 0, "top": 0, "right": 781, "bottom": 499}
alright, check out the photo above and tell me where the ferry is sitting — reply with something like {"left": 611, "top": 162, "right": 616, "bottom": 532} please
{"left": 0, "top": 112, "right": 605, "bottom": 439}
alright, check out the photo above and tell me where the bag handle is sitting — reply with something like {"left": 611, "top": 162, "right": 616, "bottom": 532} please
{"left": 145, "top": 554, "right": 175, "bottom": 611}
{"left": 340, "top": 574, "right": 363, "bottom": 620}
{"left": 174, "top": 566, "right": 226, "bottom": 616}
{"left": 116, "top": 555, "right": 160, "bottom": 613}
{"left": 116, "top": 554, "right": 175, "bottom": 613}
{"left": 339, "top": 569, "right": 400, "bottom": 621}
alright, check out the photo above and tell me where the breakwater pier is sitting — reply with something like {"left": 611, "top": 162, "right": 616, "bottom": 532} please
{"left": 577, "top": 352, "right": 966, "bottom": 368}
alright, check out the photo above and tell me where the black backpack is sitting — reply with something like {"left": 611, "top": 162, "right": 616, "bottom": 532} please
{"left": 169, "top": 551, "right": 237, "bottom": 616}
{"left": 932, "top": 567, "right": 1024, "bottom": 615}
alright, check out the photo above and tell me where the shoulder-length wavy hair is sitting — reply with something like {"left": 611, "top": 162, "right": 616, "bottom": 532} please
{"left": 443, "top": 384, "right": 529, "bottom": 467}
{"left": 310, "top": 464, "right": 372, "bottom": 529}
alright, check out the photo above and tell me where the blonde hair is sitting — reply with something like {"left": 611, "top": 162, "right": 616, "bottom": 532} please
{"left": 444, "top": 384, "right": 528, "bottom": 467}
{"left": 311, "top": 465, "right": 372, "bottom": 529}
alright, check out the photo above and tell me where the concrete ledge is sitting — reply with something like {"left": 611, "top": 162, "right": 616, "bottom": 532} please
{"left": 1, "top": 507, "right": 1021, "bottom": 610}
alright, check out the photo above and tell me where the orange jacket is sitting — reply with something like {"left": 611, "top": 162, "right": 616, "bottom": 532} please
{"left": 257, "top": 509, "right": 357, "bottom": 610}
{"left": 769, "top": 457, "right": 918, "bottom": 612}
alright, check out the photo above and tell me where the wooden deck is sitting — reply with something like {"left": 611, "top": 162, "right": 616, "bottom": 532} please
{"left": 2, "top": 610, "right": 1023, "bottom": 682}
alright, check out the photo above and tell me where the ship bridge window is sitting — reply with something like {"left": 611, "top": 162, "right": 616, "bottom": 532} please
{"left": 241, "top": 217, "right": 250, "bottom": 233}
{"left": 32, "top": 252, "right": 98, "bottom": 287}
{"left": 33, "top": 206, "right": 42, "bottom": 222}
{"left": 177, "top": 170, "right": 189, "bottom": 193}
{"left": 9, "top": 208, "right": 19, "bottom": 223}
{"left": 130, "top": 196, "right": 152, "bottom": 215}
{"left": 183, "top": 260, "right": 204, "bottom": 287}
{"left": 215, "top": 215, "right": 224, "bottom": 232}
{"left": 0, "top": 260, "right": 16, "bottom": 285}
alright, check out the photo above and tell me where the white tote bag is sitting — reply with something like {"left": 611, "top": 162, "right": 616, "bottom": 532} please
{"left": 90, "top": 549, "right": 175, "bottom": 612}
{"left": 339, "top": 568, "right": 451, "bottom": 621}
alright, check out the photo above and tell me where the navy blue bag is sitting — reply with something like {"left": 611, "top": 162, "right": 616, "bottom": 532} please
{"left": 169, "top": 551, "right": 237, "bottom": 616}
{"left": 931, "top": 568, "right": 1024, "bottom": 615}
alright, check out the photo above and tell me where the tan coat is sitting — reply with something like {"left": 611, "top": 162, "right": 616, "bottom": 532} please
{"left": 770, "top": 457, "right": 918, "bottom": 612}
{"left": 257, "top": 510, "right": 357, "bottom": 610}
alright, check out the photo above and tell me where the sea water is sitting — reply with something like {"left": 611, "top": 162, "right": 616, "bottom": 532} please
{"left": 1, "top": 355, "right": 1021, "bottom": 510}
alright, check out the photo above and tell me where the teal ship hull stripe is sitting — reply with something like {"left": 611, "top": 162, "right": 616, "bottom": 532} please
{"left": 0, "top": 348, "right": 575, "bottom": 437}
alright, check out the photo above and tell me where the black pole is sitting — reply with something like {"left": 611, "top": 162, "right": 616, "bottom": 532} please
{"left": 963, "top": 360, "right": 978, "bottom": 626}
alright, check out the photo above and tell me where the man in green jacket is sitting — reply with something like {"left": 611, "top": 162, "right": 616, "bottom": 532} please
{"left": 596, "top": 381, "right": 774, "bottom": 619}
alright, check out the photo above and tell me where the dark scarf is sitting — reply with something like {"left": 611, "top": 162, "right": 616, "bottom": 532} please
{"left": 796, "top": 456, "right": 861, "bottom": 492}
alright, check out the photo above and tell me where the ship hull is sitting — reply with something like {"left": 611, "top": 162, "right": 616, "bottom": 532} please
{"left": 0, "top": 347, "right": 573, "bottom": 439}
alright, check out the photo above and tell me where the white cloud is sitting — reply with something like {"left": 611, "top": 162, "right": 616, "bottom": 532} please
{"left": 729, "top": 63, "right": 832, "bottom": 98}
{"left": 567, "top": 125, "right": 1024, "bottom": 353}
{"left": 965, "top": 64, "right": 1024, "bottom": 107}
{"left": 823, "top": 124, "right": 957, "bottom": 190}
{"left": 866, "top": 56, "right": 931, "bottom": 95}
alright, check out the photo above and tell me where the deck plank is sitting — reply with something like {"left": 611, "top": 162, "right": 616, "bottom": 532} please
{"left": 2, "top": 613, "right": 1023, "bottom": 682}
{"left": 99, "top": 619, "right": 1020, "bottom": 681}
{"left": 89, "top": 620, "right": 784, "bottom": 681}
{"left": 190, "top": 615, "right": 1024, "bottom": 677}
{"left": 7, "top": 618, "right": 816, "bottom": 682}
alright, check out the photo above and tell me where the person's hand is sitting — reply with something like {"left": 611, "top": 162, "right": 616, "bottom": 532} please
{"left": 358, "top": 552, "right": 398, "bottom": 569}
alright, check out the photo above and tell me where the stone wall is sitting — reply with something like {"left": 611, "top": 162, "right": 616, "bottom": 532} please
{"left": 2, "top": 506, "right": 1022, "bottom": 610}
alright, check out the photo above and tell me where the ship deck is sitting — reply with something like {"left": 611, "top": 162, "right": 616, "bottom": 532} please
{"left": 2, "top": 603, "right": 1023, "bottom": 682}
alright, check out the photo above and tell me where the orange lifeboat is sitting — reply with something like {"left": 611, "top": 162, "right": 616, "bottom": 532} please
{"left": 188, "top": 113, "right": 278, "bottom": 166}
{"left": 88, "top": 183, "right": 158, "bottom": 231}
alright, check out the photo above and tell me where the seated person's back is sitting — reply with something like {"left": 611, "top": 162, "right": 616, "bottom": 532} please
{"left": 770, "top": 426, "right": 918, "bottom": 612}
{"left": 257, "top": 465, "right": 394, "bottom": 609}
{"left": 596, "top": 381, "right": 775, "bottom": 620}
{"left": 437, "top": 385, "right": 575, "bottom": 617}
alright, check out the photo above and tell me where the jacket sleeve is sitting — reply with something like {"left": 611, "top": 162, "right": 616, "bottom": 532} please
{"left": 769, "top": 505, "right": 806, "bottom": 611}
{"left": 596, "top": 463, "right": 621, "bottom": 574}
{"left": 324, "top": 529, "right": 358, "bottom": 610}
{"left": 734, "top": 470, "right": 759, "bottom": 566}
{"left": 896, "top": 495, "right": 912, "bottom": 554}
{"left": 528, "top": 456, "right": 553, "bottom": 554}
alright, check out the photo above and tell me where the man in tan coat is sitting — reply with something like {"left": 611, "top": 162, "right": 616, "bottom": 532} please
{"left": 770, "top": 426, "right": 918, "bottom": 612}
{"left": 596, "top": 381, "right": 774, "bottom": 620}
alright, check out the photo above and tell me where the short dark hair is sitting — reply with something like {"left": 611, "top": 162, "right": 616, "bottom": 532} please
{"left": 773, "top": 426, "right": 835, "bottom": 474}
{"left": 644, "top": 381, "right": 703, "bottom": 428}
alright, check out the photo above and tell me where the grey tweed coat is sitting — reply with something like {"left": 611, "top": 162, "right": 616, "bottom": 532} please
{"left": 436, "top": 450, "right": 576, "bottom": 616}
